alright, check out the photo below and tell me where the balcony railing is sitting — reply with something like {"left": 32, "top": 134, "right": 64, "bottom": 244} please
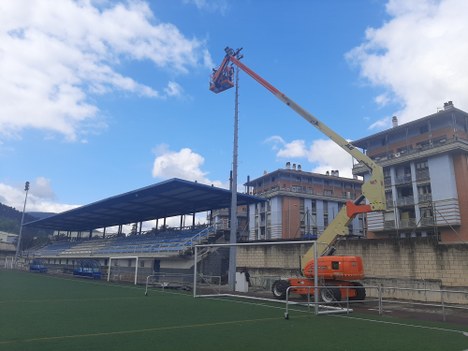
{"left": 255, "top": 185, "right": 356, "bottom": 200}
{"left": 394, "top": 174, "right": 412, "bottom": 185}
{"left": 384, "top": 220, "right": 396, "bottom": 230}
{"left": 416, "top": 169, "right": 430, "bottom": 181}
{"left": 396, "top": 196, "right": 414, "bottom": 206}
{"left": 381, "top": 217, "right": 435, "bottom": 230}
{"left": 399, "top": 218, "right": 417, "bottom": 228}
{"left": 420, "top": 217, "right": 435, "bottom": 226}
{"left": 418, "top": 193, "right": 433, "bottom": 203}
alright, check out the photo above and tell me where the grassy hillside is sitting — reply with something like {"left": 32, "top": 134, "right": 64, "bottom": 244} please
{"left": 0, "top": 203, "right": 52, "bottom": 249}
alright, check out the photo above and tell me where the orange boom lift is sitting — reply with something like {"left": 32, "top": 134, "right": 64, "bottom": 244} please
{"left": 210, "top": 47, "right": 386, "bottom": 302}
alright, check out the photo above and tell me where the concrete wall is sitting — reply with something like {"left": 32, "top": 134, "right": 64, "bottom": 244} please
{"left": 336, "top": 237, "right": 468, "bottom": 287}
{"left": 237, "top": 238, "right": 468, "bottom": 303}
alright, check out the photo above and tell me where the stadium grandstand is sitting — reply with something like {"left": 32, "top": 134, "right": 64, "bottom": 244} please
{"left": 20, "top": 178, "right": 265, "bottom": 285}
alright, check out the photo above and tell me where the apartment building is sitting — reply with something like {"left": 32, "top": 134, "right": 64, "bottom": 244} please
{"left": 352, "top": 101, "right": 468, "bottom": 243}
{"left": 245, "top": 163, "right": 364, "bottom": 240}
{"left": 209, "top": 205, "right": 250, "bottom": 241}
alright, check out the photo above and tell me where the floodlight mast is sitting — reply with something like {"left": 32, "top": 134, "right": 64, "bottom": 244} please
{"left": 15, "top": 181, "right": 30, "bottom": 264}
{"left": 209, "top": 47, "right": 386, "bottom": 259}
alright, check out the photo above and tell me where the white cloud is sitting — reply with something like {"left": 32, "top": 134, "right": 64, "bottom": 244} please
{"left": 307, "top": 139, "right": 355, "bottom": 178}
{"left": 152, "top": 145, "right": 225, "bottom": 187}
{"left": 267, "top": 136, "right": 355, "bottom": 178}
{"left": 29, "top": 177, "right": 55, "bottom": 200}
{"left": 277, "top": 140, "right": 307, "bottom": 158}
{"left": 374, "top": 93, "right": 391, "bottom": 107}
{"left": 183, "top": 0, "right": 229, "bottom": 14}
{"left": 368, "top": 117, "right": 392, "bottom": 130}
{"left": 164, "top": 81, "right": 183, "bottom": 98}
{"left": 347, "top": 0, "right": 468, "bottom": 124}
{"left": 0, "top": 179, "right": 78, "bottom": 214}
{"left": 0, "top": 0, "right": 211, "bottom": 141}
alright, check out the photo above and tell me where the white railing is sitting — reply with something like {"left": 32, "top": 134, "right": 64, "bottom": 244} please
{"left": 284, "top": 284, "right": 468, "bottom": 322}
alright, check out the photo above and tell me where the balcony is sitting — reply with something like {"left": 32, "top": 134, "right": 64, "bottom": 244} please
{"left": 380, "top": 217, "right": 435, "bottom": 231}
{"left": 384, "top": 177, "right": 392, "bottom": 187}
{"left": 416, "top": 169, "right": 430, "bottom": 182}
{"left": 396, "top": 196, "right": 414, "bottom": 207}
{"left": 257, "top": 185, "right": 356, "bottom": 201}
{"left": 384, "top": 220, "right": 396, "bottom": 230}
{"left": 420, "top": 217, "right": 435, "bottom": 226}
{"left": 394, "top": 174, "right": 412, "bottom": 185}
{"left": 418, "top": 193, "right": 433, "bottom": 203}
{"left": 399, "top": 218, "right": 417, "bottom": 228}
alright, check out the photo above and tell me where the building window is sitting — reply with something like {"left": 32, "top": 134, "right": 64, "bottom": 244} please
{"left": 416, "top": 160, "right": 428, "bottom": 169}
{"left": 418, "top": 185, "right": 431, "bottom": 195}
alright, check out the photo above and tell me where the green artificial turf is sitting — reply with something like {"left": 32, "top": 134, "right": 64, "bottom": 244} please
{"left": 1, "top": 270, "right": 467, "bottom": 351}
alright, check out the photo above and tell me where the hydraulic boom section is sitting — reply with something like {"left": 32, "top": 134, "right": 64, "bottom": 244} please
{"left": 210, "top": 47, "right": 386, "bottom": 247}
{"left": 210, "top": 47, "right": 386, "bottom": 300}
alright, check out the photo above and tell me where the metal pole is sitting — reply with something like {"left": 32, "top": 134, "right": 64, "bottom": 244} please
{"left": 441, "top": 291, "right": 446, "bottom": 322}
{"left": 134, "top": 257, "right": 139, "bottom": 285}
{"left": 378, "top": 285, "right": 383, "bottom": 315}
{"left": 15, "top": 181, "right": 30, "bottom": 265}
{"left": 193, "top": 245, "right": 198, "bottom": 297}
{"left": 107, "top": 258, "right": 112, "bottom": 282}
{"left": 228, "top": 63, "right": 240, "bottom": 291}
{"left": 314, "top": 241, "right": 319, "bottom": 315}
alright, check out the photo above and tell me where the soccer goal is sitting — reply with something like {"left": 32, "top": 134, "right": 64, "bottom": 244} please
{"left": 107, "top": 256, "right": 140, "bottom": 285}
{"left": 192, "top": 240, "right": 354, "bottom": 316}
{"left": 192, "top": 240, "right": 317, "bottom": 299}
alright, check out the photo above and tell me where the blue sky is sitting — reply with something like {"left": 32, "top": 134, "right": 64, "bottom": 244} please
{"left": 1, "top": 0, "right": 468, "bottom": 215}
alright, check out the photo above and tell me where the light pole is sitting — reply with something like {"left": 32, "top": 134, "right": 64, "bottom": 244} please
{"left": 228, "top": 61, "right": 240, "bottom": 291}
{"left": 15, "top": 181, "right": 30, "bottom": 265}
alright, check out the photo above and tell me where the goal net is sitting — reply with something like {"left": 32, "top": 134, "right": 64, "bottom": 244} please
{"left": 192, "top": 240, "right": 315, "bottom": 298}
{"left": 107, "top": 256, "right": 140, "bottom": 285}
{"left": 192, "top": 240, "right": 354, "bottom": 316}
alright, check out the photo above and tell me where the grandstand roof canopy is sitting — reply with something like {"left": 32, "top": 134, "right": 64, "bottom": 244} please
{"left": 24, "top": 178, "right": 265, "bottom": 231}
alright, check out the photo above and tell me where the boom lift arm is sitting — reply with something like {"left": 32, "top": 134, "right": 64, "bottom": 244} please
{"left": 210, "top": 47, "right": 386, "bottom": 272}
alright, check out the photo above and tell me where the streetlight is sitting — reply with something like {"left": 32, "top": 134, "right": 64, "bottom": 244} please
{"left": 15, "top": 181, "right": 30, "bottom": 265}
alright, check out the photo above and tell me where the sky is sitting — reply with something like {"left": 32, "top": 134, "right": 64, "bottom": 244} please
{"left": 1, "top": 0, "right": 468, "bottom": 217}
